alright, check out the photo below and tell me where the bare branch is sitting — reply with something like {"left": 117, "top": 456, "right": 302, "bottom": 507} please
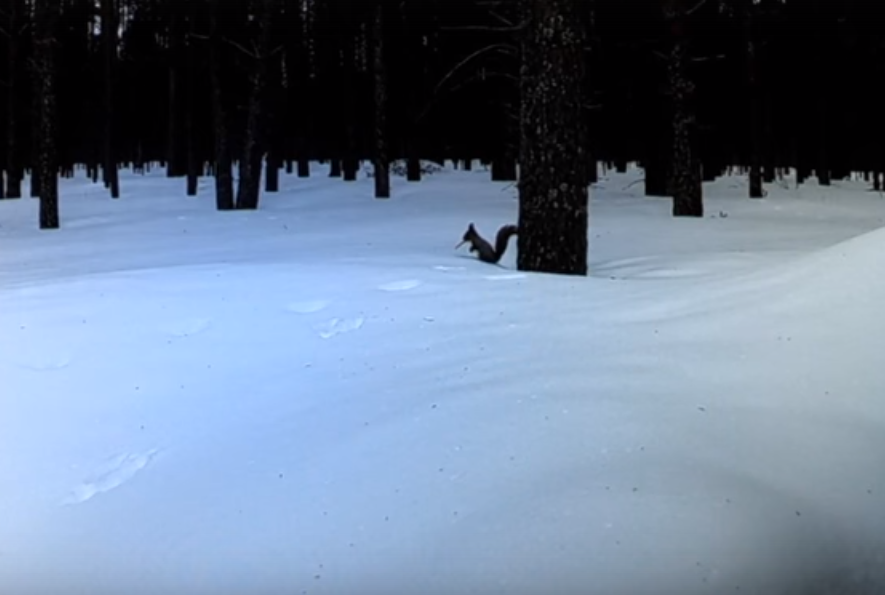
{"left": 686, "top": 0, "right": 708, "bottom": 16}
{"left": 224, "top": 37, "right": 259, "bottom": 59}
{"left": 691, "top": 53, "right": 725, "bottom": 62}
{"left": 441, "top": 22, "right": 527, "bottom": 33}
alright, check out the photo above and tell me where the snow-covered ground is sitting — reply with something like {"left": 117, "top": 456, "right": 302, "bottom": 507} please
{"left": 2, "top": 164, "right": 885, "bottom": 595}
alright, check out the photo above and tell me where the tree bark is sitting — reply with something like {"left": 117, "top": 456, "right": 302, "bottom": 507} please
{"left": 372, "top": 1, "right": 390, "bottom": 199}
{"left": 664, "top": 0, "right": 703, "bottom": 217}
{"left": 5, "top": 0, "right": 23, "bottom": 198}
{"left": 208, "top": 0, "right": 233, "bottom": 210}
{"left": 102, "top": 0, "right": 120, "bottom": 198}
{"left": 235, "top": 0, "right": 276, "bottom": 210}
{"left": 517, "top": 0, "right": 588, "bottom": 276}
{"left": 743, "top": 0, "right": 763, "bottom": 199}
{"left": 32, "top": 0, "right": 60, "bottom": 228}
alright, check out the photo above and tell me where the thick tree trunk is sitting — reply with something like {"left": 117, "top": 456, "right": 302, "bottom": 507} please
{"left": 208, "top": 0, "right": 233, "bottom": 210}
{"left": 33, "top": 0, "right": 60, "bottom": 228}
{"left": 102, "top": 0, "right": 120, "bottom": 198}
{"left": 235, "top": 0, "right": 275, "bottom": 210}
{"left": 297, "top": 158, "right": 310, "bottom": 177}
{"left": 517, "top": 0, "right": 588, "bottom": 276}
{"left": 665, "top": 0, "right": 703, "bottom": 217}
{"left": 406, "top": 156, "right": 421, "bottom": 182}
{"left": 372, "top": 2, "right": 390, "bottom": 199}
{"left": 5, "top": 0, "right": 23, "bottom": 198}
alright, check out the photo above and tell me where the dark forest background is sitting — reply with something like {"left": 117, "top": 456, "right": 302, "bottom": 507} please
{"left": 1, "top": 0, "right": 882, "bottom": 222}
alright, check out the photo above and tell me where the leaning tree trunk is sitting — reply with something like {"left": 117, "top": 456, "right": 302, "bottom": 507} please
{"left": 102, "top": 0, "right": 120, "bottom": 198}
{"left": 32, "top": 0, "right": 60, "bottom": 229}
{"left": 517, "top": 0, "right": 588, "bottom": 276}
{"left": 664, "top": 0, "right": 703, "bottom": 217}
{"left": 372, "top": 1, "right": 390, "bottom": 199}
{"left": 208, "top": 0, "right": 233, "bottom": 210}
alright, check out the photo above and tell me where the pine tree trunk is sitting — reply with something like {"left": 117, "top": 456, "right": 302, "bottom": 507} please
{"left": 297, "top": 158, "right": 310, "bottom": 177}
{"left": 102, "top": 0, "right": 120, "bottom": 198}
{"left": 208, "top": 0, "right": 233, "bottom": 210}
{"left": 235, "top": 0, "right": 275, "bottom": 210}
{"left": 372, "top": 2, "right": 390, "bottom": 199}
{"left": 665, "top": 0, "right": 703, "bottom": 217}
{"left": 166, "top": 12, "right": 181, "bottom": 177}
{"left": 744, "top": 0, "right": 763, "bottom": 199}
{"left": 5, "top": 0, "right": 23, "bottom": 199}
{"left": 185, "top": 8, "right": 199, "bottom": 197}
{"left": 329, "top": 159, "right": 342, "bottom": 177}
{"left": 517, "top": 0, "right": 588, "bottom": 276}
{"left": 406, "top": 155, "right": 421, "bottom": 182}
{"left": 33, "top": 0, "right": 60, "bottom": 229}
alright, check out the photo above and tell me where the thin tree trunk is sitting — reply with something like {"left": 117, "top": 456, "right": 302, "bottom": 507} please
{"left": 208, "top": 0, "right": 233, "bottom": 210}
{"left": 185, "top": 7, "right": 198, "bottom": 197}
{"left": 5, "top": 0, "right": 23, "bottom": 198}
{"left": 664, "top": 0, "right": 703, "bottom": 217}
{"left": 33, "top": 0, "right": 60, "bottom": 228}
{"left": 372, "top": 1, "right": 390, "bottom": 199}
{"left": 517, "top": 0, "right": 588, "bottom": 275}
{"left": 744, "top": 0, "right": 762, "bottom": 199}
{"left": 103, "top": 0, "right": 120, "bottom": 198}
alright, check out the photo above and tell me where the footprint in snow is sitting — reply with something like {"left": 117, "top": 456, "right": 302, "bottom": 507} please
{"left": 315, "top": 317, "right": 364, "bottom": 339}
{"left": 378, "top": 279, "right": 422, "bottom": 292}
{"left": 63, "top": 449, "right": 159, "bottom": 505}
{"left": 162, "top": 317, "right": 212, "bottom": 338}
{"left": 484, "top": 273, "right": 527, "bottom": 281}
{"left": 286, "top": 300, "right": 330, "bottom": 314}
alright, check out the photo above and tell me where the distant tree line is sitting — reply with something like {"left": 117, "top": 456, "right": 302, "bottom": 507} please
{"left": 1, "top": 0, "right": 880, "bottom": 271}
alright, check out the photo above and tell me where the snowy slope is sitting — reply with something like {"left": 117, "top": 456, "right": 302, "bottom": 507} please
{"left": 1, "top": 165, "right": 884, "bottom": 595}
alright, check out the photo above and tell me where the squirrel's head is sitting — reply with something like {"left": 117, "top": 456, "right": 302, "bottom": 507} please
{"left": 455, "top": 223, "right": 476, "bottom": 249}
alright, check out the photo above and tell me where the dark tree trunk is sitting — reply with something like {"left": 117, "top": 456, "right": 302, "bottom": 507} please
{"left": 743, "top": 0, "right": 762, "bottom": 198}
{"left": 664, "top": 0, "right": 702, "bottom": 217}
{"left": 5, "top": 0, "right": 23, "bottom": 198}
{"left": 102, "top": 0, "right": 120, "bottom": 198}
{"left": 33, "top": 0, "right": 60, "bottom": 228}
{"left": 297, "top": 158, "right": 310, "bottom": 177}
{"left": 329, "top": 159, "right": 342, "bottom": 177}
{"left": 185, "top": 7, "right": 199, "bottom": 197}
{"left": 372, "top": 1, "right": 390, "bottom": 199}
{"left": 166, "top": 9, "right": 184, "bottom": 178}
{"left": 235, "top": 0, "right": 276, "bottom": 210}
{"left": 491, "top": 158, "right": 518, "bottom": 182}
{"left": 342, "top": 156, "right": 358, "bottom": 181}
{"left": 208, "top": 0, "right": 233, "bottom": 210}
{"left": 406, "top": 156, "right": 421, "bottom": 182}
{"left": 517, "top": 0, "right": 588, "bottom": 276}
{"left": 265, "top": 153, "right": 280, "bottom": 192}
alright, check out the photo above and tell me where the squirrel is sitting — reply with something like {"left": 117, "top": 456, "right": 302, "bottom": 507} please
{"left": 455, "top": 222, "right": 518, "bottom": 264}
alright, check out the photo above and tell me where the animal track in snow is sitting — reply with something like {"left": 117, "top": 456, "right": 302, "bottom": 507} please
{"left": 378, "top": 279, "right": 422, "bottom": 292}
{"left": 64, "top": 449, "right": 159, "bottom": 505}
{"left": 285, "top": 300, "right": 330, "bottom": 314}
{"left": 162, "top": 317, "right": 212, "bottom": 338}
{"left": 484, "top": 273, "right": 527, "bottom": 281}
{"left": 315, "top": 317, "right": 365, "bottom": 339}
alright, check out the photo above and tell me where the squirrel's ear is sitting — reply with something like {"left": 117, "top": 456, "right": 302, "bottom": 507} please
{"left": 468, "top": 222, "right": 475, "bottom": 230}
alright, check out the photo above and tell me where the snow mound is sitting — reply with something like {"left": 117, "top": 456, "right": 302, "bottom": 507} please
{"left": 774, "top": 225, "right": 885, "bottom": 315}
